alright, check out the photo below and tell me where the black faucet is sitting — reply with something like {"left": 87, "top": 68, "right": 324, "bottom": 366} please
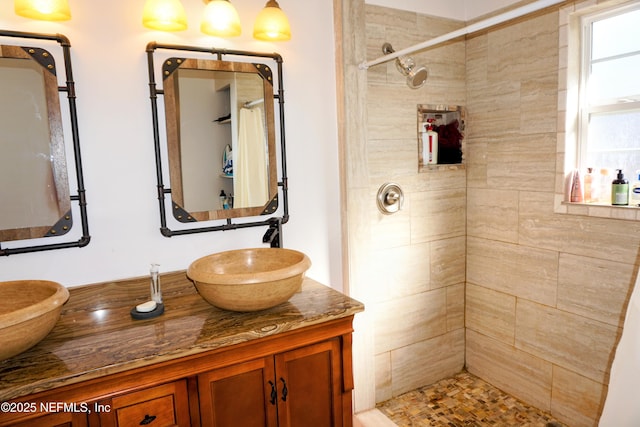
{"left": 262, "top": 218, "right": 282, "bottom": 248}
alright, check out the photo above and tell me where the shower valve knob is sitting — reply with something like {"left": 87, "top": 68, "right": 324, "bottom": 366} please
{"left": 386, "top": 191, "right": 400, "bottom": 205}
{"left": 377, "top": 183, "right": 404, "bottom": 215}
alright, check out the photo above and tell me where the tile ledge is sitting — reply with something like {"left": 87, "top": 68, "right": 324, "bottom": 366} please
{"left": 556, "top": 201, "right": 640, "bottom": 221}
{"left": 419, "top": 163, "right": 465, "bottom": 173}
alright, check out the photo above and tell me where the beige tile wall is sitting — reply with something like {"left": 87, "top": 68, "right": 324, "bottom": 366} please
{"left": 352, "top": 2, "right": 640, "bottom": 425}
{"left": 465, "top": 1, "right": 640, "bottom": 426}
{"left": 364, "top": 5, "right": 467, "bottom": 403}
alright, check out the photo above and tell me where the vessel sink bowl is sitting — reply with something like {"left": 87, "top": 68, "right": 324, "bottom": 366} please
{"left": 0, "top": 280, "right": 69, "bottom": 361}
{"left": 187, "top": 248, "right": 311, "bottom": 312}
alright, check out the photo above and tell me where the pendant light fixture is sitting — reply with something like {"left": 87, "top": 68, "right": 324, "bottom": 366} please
{"left": 201, "top": 0, "right": 241, "bottom": 37}
{"left": 253, "top": 0, "right": 291, "bottom": 41}
{"left": 142, "top": 0, "right": 188, "bottom": 32}
{"left": 14, "top": 0, "right": 71, "bottom": 21}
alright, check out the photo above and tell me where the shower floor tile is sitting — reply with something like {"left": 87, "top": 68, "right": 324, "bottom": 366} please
{"left": 376, "top": 370, "right": 567, "bottom": 426}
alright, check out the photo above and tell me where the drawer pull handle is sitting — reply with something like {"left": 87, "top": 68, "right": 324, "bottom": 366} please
{"left": 268, "top": 380, "right": 277, "bottom": 405}
{"left": 280, "top": 378, "right": 288, "bottom": 402}
{"left": 140, "top": 414, "right": 157, "bottom": 425}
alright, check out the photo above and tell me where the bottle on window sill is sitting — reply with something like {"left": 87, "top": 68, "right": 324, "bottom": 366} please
{"left": 570, "top": 169, "right": 583, "bottom": 203}
{"left": 631, "top": 171, "right": 640, "bottom": 207}
{"left": 612, "top": 169, "right": 629, "bottom": 206}
{"left": 584, "top": 167, "right": 593, "bottom": 202}
{"left": 599, "top": 168, "right": 612, "bottom": 204}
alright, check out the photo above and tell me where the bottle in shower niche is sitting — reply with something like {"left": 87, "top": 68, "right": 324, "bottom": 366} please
{"left": 422, "top": 119, "right": 438, "bottom": 165}
{"left": 611, "top": 169, "right": 629, "bottom": 206}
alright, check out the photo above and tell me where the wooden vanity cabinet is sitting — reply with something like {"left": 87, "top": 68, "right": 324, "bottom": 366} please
{"left": 0, "top": 317, "right": 356, "bottom": 427}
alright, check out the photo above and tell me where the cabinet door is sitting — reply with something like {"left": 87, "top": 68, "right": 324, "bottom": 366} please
{"left": 275, "top": 339, "right": 343, "bottom": 427}
{"left": 198, "top": 357, "right": 278, "bottom": 427}
{"left": 98, "top": 380, "right": 190, "bottom": 427}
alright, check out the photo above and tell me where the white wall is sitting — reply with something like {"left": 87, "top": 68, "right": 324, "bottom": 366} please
{"left": 0, "top": 0, "right": 342, "bottom": 290}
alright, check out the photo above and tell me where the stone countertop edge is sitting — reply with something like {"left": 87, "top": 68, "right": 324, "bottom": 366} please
{"left": 0, "top": 271, "right": 364, "bottom": 401}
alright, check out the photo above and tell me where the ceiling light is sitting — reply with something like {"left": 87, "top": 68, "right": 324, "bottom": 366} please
{"left": 253, "top": 0, "right": 291, "bottom": 41}
{"left": 201, "top": 0, "right": 241, "bottom": 37}
{"left": 14, "top": 0, "right": 71, "bottom": 21}
{"left": 142, "top": 0, "right": 188, "bottom": 32}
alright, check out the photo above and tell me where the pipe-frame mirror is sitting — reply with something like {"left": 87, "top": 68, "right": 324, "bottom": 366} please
{"left": 146, "top": 43, "right": 289, "bottom": 238}
{"left": 0, "top": 30, "right": 89, "bottom": 256}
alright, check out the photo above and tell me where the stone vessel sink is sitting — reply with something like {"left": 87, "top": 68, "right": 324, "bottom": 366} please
{"left": 0, "top": 280, "right": 69, "bottom": 361}
{"left": 187, "top": 248, "right": 311, "bottom": 312}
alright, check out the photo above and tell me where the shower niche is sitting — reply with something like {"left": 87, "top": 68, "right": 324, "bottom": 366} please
{"left": 417, "top": 104, "right": 465, "bottom": 170}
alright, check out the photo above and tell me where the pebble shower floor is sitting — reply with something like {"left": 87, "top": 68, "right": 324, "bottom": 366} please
{"left": 376, "top": 370, "right": 567, "bottom": 426}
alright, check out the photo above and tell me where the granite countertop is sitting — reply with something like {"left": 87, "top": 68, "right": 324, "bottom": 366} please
{"left": 0, "top": 272, "right": 364, "bottom": 401}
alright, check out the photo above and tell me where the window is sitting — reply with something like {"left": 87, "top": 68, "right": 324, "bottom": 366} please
{"left": 578, "top": 4, "right": 640, "bottom": 181}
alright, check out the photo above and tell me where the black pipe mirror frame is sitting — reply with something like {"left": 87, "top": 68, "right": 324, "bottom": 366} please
{"left": 0, "top": 29, "right": 90, "bottom": 256}
{"left": 146, "top": 42, "right": 289, "bottom": 246}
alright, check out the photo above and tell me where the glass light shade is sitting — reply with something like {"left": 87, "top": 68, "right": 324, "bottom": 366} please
{"left": 201, "top": 0, "right": 241, "bottom": 37}
{"left": 14, "top": 0, "right": 71, "bottom": 21}
{"left": 142, "top": 0, "right": 188, "bottom": 32}
{"left": 253, "top": 0, "right": 291, "bottom": 41}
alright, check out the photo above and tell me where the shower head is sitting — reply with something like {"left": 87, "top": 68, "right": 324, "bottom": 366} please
{"left": 403, "top": 63, "right": 428, "bottom": 89}
{"left": 382, "top": 43, "right": 428, "bottom": 89}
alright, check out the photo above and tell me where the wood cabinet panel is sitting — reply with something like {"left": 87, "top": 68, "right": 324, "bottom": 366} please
{"left": 198, "top": 357, "right": 277, "bottom": 427}
{"left": 198, "top": 338, "right": 344, "bottom": 427}
{"left": 276, "top": 339, "right": 342, "bottom": 427}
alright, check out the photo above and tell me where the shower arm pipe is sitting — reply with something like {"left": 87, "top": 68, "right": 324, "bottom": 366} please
{"left": 358, "top": 0, "right": 566, "bottom": 70}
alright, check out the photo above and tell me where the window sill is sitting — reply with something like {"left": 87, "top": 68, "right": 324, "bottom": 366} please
{"left": 555, "top": 198, "right": 640, "bottom": 221}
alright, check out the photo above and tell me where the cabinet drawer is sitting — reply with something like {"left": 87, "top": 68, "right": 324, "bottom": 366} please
{"left": 99, "top": 381, "right": 190, "bottom": 427}
{"left": 6, "top": 410, "right": 88, "bottom": 427}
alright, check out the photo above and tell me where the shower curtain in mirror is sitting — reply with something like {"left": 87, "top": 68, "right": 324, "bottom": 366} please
{"left": 234, "top": 106, "right": 268, "bottom": 209}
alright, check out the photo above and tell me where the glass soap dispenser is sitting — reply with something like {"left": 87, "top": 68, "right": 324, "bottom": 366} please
{"left": 130, "top": 263, "right": 165, "bottom": 319}
{"left": 150, "top": 263, "right": 163, "bottom": 304}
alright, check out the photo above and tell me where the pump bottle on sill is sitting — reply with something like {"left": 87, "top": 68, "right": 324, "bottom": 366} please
{"left": 611, "top": 169, "right": 629, "bottom": 206}
{"left": 630, "top": 170, "right": 640, "bottom": 207}
{"left": 422, "top": 119, "right": 438, "bottom": 165}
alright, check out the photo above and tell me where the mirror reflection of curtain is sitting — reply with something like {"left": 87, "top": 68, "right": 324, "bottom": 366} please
{"left": 0, "top": 58, "right": 59, "bottom": 229}
{"left": 235, "top": 106, "right": 268, "bottom": 208}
